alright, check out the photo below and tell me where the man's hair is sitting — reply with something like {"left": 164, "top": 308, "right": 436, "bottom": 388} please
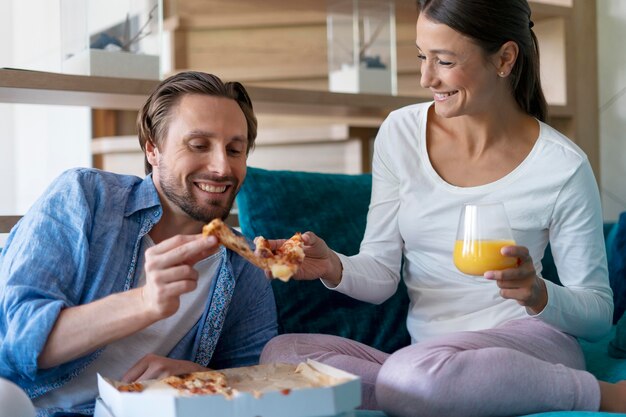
{"left": 137, "top": 71, "right": 258, "bottom": 174}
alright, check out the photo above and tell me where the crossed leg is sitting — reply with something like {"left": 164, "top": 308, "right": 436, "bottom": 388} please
{"left": 376, "top": 318, "right": 597, "bottom": 417}
{"left": 260, "top": 318, "right": 622, "bottom": 416}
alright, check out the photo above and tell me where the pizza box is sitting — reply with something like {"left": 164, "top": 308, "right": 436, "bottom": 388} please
{"left": 96, "top": 360, "right": 361, "bottom": 417}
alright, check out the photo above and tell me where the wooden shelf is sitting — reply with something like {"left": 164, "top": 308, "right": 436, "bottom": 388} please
{"left": 0, "top": 68, "right": 420, "bottom": 119}
{"left": 0, "top": 68, "right": 573, "bottom": 120}
{"left": 0, "top": 68, "right": 155, "bottom": 110}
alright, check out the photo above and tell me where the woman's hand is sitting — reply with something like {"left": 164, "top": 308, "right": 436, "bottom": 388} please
{"left": 263, "top": 232, "right": 343, "bottom": 286}
{"left": 121, "top": 354, "right": 208, "bottom": 382}
{"left": 484, "top": 245, "right": 548, "bottom": 314}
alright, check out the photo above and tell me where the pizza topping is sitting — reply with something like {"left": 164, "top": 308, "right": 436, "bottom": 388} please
{"left": 202, "top": 219, "right": 304, "bottom": 281}
{"left": 161, "top": 371, "right": 233, "bottom": 398}
{"left": 117, "top": 381, "right": 144, "bottom": 392}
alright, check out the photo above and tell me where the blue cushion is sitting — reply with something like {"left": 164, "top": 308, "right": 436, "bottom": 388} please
{"left": 354, "top": 412, "right": 626, "bottom": 416}
{"left": 521, "top": 413, "right": 625, "bottom": 416}
{"left": 236, "top": 167, "right": 411, "bottom": 353}
{"left": 608, "top": 212, "right": 626, "bottom": 324}
{"left": 609, "top": 313, "right": 626, "bottom": 359}
{"left": 607, "top": 213, "right": 626, "bottom": 356}
{"left": 582, "top": 326, "right": 626, "bottom": 381}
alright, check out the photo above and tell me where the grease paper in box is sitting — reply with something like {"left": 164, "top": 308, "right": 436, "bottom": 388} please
{"left": 97, "top": 360, "right": 361, "bottom": 417}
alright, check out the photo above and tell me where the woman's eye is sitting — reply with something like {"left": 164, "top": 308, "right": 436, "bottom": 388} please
{"left": 228, "top": 148, "right": 243, "bottom": 156}
{"left": 438, "top": 59, "right": 453, "bottom": 66}
{"left": 417, "top": 54, "right": 426, "bottom": 61}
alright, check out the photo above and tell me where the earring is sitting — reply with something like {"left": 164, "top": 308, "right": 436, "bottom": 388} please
{"left": 499, "top": 71, "right": 506, "bottom": 77}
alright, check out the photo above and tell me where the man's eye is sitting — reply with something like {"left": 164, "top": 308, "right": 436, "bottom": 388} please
{"left": 228, "top": 148, "right": 243, "bottom": 156}
{"left": 189, "top": 144, "right": 207, "bottom": 151}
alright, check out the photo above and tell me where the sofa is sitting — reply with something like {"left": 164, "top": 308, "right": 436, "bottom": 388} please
{"left": 236, "top": 167, "right": 626, "bottom": 417}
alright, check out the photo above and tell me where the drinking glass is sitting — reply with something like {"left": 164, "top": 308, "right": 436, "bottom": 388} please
{"left": 453, "top": 202, "right": 517, "bottom": 276}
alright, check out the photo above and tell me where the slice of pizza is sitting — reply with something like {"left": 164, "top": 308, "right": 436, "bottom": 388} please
{"left": 254, "top": 234, "right": 305, "bottom": 282}
{"left": 202, "top": 218, "right": 304, "bottom": 281}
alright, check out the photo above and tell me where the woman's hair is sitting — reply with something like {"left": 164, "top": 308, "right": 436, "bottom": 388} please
{"left": 137, "top": 71, "right": 258, "bottom": 174}
{"left": 417, "top": 0, "right": 547, "bottom": 121}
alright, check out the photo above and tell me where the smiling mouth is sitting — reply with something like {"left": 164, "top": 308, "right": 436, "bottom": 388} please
{"left": 434, "top": 91, "right": 459, "bottom": 100}
{"left": 196, "top": 183, "right": 229, "bottom": 193}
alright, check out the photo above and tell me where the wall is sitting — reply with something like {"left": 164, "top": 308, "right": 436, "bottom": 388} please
{"left": 0, "top": 0, "right": 15, "bottom": 214}
{"left": 0, "top": 0, "right": 91, "bottom": 215}
{"left": 597, "top": 1, "right": 626, "bottom": 221}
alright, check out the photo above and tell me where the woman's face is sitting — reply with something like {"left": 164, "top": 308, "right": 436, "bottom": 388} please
{"left": 415, "top": 13, "right": 502, "bottom": 118}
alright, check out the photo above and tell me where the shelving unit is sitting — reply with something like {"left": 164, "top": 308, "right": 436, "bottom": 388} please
{"left": 0, "top": 0, "right": 599, "bottom": 177}
{"left": 163, "top": 0, "right": 598, "bottom": 176}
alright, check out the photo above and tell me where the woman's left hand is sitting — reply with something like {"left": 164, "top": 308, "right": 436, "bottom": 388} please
{"left": 484, "top": 245, "right": 548, "bottom": 314}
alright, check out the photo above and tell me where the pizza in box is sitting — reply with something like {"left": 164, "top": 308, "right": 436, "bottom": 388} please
{"left": 114, "top": 362, "right": 350, "bottom": 399}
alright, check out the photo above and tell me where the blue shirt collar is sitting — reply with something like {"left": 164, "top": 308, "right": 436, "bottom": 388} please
{"left": 124, "top": 174, "right": 162, "bottom": 218}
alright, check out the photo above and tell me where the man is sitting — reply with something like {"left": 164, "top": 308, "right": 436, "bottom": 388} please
{"left": 0, "top": 71, "right": 277, "bottom": 416}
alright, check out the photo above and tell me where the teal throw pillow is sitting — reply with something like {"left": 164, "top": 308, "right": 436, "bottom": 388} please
{"left": 609, "top": 314, "right": 626, "bottom": 359}
{"left": 236, "top": 167, "right": 411, "bottom": 353}
{"left": 608, "top": 212, "right": 626, "bottom": 324}
{"left": 607, "top": 211, "right": 626, "bottom": 359}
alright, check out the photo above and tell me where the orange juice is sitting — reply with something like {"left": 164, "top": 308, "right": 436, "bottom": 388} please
{"left": 453, "top": 239, "right": 517, "bottom": 276}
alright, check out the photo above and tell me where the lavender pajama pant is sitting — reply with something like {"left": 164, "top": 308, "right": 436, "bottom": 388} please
{"left": 260, "top": 318, "right": 600, "bottom": 417}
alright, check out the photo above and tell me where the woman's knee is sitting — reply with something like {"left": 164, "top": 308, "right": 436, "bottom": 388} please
{"left": 260, "top": 334, "right": 304, "bottom": 364}
{"left": 375, "top": 345, "right": 457, "bottom": 417}
{"left": 260, "top": 333, "right": 344, "bottom": 365}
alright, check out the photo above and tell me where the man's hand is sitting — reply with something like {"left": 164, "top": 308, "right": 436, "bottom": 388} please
{"left": 141, "top": 234, "right": 219, "bottom": 321}
{"left": 121, "top": 354, "right": 208, "bottom": 382}
{"left": 38, "top": 234, "right": 219, "bottom": 370}
{"left": 484, "top": 245, "right": 548, "bottom": 314}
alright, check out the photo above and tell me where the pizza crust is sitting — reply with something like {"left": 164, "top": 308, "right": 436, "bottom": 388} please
{"left": 202, "top": 219, "right": 267, "bottom": 270}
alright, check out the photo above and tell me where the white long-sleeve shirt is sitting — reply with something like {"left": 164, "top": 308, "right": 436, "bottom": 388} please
{"left": 331, "top": 102, "right": 613, "bottom": 343}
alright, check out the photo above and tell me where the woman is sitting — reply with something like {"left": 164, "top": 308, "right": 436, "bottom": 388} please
{"left": 260, "top": 0, "right": 626, "bottom": 415}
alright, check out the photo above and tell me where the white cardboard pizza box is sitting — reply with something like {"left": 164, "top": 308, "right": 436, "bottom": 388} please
{"left": 97, "top": 360, "right": 361, "bottom": 417}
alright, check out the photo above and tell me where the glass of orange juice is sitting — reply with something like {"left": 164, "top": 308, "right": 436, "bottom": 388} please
{"left": 453, "top": 202, "right": 518, "bottom": 276}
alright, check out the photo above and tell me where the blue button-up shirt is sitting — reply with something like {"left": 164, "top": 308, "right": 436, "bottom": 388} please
{"left": 0, "top": 168, "right": 277, "bottom": 416}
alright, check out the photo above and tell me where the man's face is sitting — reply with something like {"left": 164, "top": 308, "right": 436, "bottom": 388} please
{"left": 148, "top": 94, "right": 248, "bottom": 223}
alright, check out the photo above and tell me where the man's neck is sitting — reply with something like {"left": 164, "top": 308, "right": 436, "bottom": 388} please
{"left": 148, "top": 208, "right": 205, "bottom": 244}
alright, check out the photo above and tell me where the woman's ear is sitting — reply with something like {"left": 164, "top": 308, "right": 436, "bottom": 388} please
{"left": 145, "top": 139, "right": 159, "bottom": 167}
{"left": 495, "top": 40, "right": 519, "bottom": 77}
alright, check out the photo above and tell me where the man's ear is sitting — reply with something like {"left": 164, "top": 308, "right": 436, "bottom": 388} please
{"left": 494, "top": 40, "right": 519, "bottom": 77}
{"left": 145, "top": 139, "right": 159, "bottom": 167}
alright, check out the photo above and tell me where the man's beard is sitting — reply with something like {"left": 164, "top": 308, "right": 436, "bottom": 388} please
{"left": 157, "top": 166, "right": 238, "bottom": 223}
